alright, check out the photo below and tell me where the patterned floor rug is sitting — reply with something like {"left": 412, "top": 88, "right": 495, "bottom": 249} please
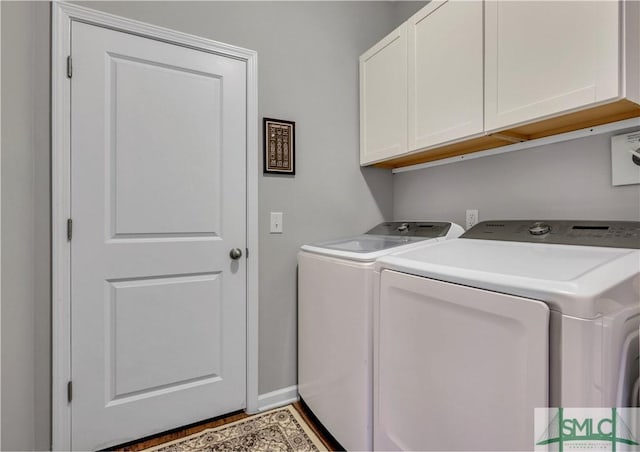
{"left": 143, "top": 405, "right": 328, "bottom": 452}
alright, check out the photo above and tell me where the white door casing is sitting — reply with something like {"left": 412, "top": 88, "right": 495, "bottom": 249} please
{"left": 0, "top": 3, "right": 3, "bottom": 446}
{"left": 52, "top": 4, "right": 259, "bottom": 450}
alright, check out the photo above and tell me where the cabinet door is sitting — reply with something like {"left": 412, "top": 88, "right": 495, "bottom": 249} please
{"left": 408, "top": 0, "right": 483, "bottom": 150}
{"left": 360, "top": 24, "right": 407, "bottom": 165}
{"left": 485, "top": 1, "right": 620, "bottom": 132}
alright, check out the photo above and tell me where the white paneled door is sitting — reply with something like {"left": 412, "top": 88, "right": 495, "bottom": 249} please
{"left": 70, "top": 22, "right": 247, "bottom": 450}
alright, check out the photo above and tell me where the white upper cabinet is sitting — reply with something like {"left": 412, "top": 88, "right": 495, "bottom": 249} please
{"left": 408, "top": 0, "right": 484, "bottom": 150}
{"left": 359, "top": 0, "right": 639, "bottom": 168}
{"left": 360, "top": 24, "right": 408, "bottom": 165}
{"left": 485, "top": 1, "right": 622, "bottom": 132}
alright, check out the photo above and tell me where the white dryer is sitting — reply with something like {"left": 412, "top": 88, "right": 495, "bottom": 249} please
{"left": 298, "top": 221, "right": 463, "bottom": 451}
{"left": 374, "top": 220, "right": 640, "bottom": 451}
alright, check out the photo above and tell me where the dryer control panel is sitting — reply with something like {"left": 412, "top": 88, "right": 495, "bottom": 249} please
{"left": 462, "top": 220, "right": 640, "bottom": 249}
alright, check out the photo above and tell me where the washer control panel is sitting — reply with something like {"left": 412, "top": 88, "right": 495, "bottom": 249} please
{"left": 366, "top": 222, "right": 452, "bottom": 238}
{"left": 462, "top": 220, "right": 640, "bottom": 248}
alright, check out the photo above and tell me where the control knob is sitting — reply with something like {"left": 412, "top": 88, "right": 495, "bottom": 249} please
{"left": 528, "top": 222, "right": 551, "bottom": 235}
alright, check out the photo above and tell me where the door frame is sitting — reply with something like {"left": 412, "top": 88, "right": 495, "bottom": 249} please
{"left": 0, "top": 3, "right": 3, "bottom": 447}
{"left": 51, "top": 3, "right": 259, "bottom": 449}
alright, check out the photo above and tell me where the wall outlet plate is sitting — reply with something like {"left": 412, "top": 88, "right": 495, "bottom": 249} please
{"left": 611, "top": 131, "right": 640, "bottom": 186}
{"left": 466, "top": 209, "right": 478, "bottom": 230}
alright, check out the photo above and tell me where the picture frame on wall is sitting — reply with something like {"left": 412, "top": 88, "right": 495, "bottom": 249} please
{"left": 263, "top": 118, "right": 295, "bottom": 175}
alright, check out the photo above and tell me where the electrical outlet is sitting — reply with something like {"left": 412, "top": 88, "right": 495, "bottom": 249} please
{"left": 466, "top": 209, "right": 478, "bottom": 230}
{"left": 270, "top": 212, "right": 283, "bottom": 233}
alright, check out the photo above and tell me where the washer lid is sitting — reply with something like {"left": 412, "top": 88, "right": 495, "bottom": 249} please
{"left": 377, "top": 238, "right": 640, "bottom": 318}
{"left": 300, "top": 221, "right": 462, "bottom": 262}
{"left": 301, "top": 235, "right": 438, "bottom": 262}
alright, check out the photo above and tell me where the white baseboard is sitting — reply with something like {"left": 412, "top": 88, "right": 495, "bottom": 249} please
{"left": 257, "top": 385, "right": 299, "bottom": 412}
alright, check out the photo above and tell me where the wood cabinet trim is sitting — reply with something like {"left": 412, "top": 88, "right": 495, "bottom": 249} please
{"left": 375, "top": 99, "right": 640, "bottom": 169}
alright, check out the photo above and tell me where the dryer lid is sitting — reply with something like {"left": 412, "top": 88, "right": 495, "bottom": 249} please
{"left": 377, "top": 238, "right": 640, "bottom": 319}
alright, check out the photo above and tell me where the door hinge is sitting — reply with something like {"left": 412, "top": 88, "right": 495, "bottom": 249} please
{"left": 67, "top": 381, "right": 73, "bottom": 403}
{"left": 66, "top": 56, "right": 72, "bottom": 78}
{"left": 246, "top": 248, "right": 249, "bottom": 258}
{"left": 67, "top": 218, "right": 73, "bottom": 241}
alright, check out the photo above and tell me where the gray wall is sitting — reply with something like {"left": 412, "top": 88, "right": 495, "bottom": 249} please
{"left": 1, "top": 2, "right": 51, "bottom": 450}
{"left": 0, "top": 1, "right": 424, "bottom": 449}
{"left": 394, "top": 129, "right": 640, "bottom": 225}
{"left": 392, "top": 0, "right": 428, "bottom": 26}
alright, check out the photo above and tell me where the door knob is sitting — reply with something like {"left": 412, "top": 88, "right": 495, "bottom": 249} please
{"left": 229, "top": 248, "right": 243, "bottom": 260}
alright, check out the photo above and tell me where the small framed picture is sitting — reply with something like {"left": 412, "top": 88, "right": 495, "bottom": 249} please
{"left": 263, "top": 118, "right": 295, "bottom": 175}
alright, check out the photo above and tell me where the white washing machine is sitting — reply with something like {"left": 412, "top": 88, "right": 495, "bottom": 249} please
{"left": 298, "top": 221, "right": 464, "bottom": 451}
{"left": 374, "top": 220, "right": 640, "bottom": 451}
